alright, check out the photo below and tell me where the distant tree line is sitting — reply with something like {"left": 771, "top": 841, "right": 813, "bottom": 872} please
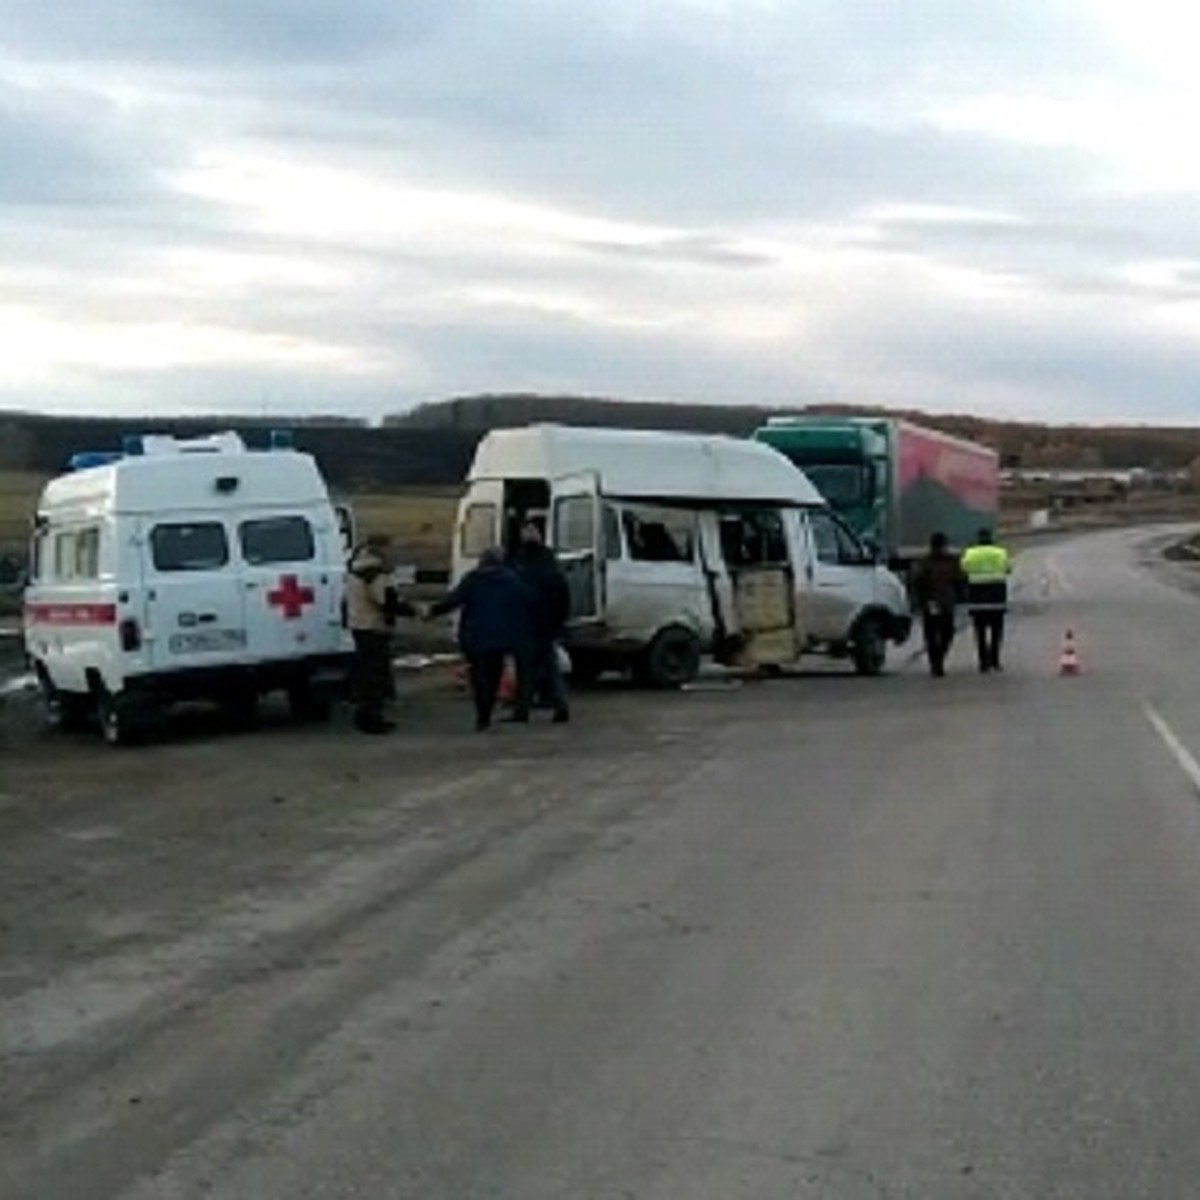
{"left": 0, "top": 416, "right": 479, "bottom": 490}
{"left": 386, "top": 393, "right": 776, "bottom": 436}
{"left": 3, "top": 396, "right": 1200, "bottom": 489}
{"left": 392, "top": 396, "right": 1200, "bottom": 471}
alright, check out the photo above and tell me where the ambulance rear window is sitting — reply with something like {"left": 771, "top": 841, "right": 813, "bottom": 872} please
{"left": 239, "top": 516, "right": 315, "bottom": 565}
{"left": 151, "top": 523, "right": 229, "bottom": 572}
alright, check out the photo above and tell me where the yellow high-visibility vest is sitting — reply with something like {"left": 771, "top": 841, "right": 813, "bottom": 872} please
{"left": 961, "top": 543, "right": 1011, "bottom": 583}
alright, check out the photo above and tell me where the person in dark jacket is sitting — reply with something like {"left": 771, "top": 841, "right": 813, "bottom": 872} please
{"left": 429, "top": 548, "right": 534, "bottom": 731}
{"left": 509, "top": 520, "right": 571, "bottom": 723}
{"left": 910, "top": 532, "right": 966, "bottom": 677}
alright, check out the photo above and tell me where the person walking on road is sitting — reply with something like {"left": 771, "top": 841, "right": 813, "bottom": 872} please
{"left": 509, "top": 520, "right": 571, "bottom": 723}
{"left": 961, "top": 527, "right": 1012, "bottom": 674}
{"left": 346, "top": 533, "right": 413, "bottom": 734}
{"left": 428, "top": 547, "right": 534, "bottom": 732}
{"left": 910, "top": 531, "right": 966, "bottom": 677}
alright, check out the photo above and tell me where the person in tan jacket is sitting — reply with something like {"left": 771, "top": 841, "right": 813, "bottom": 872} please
{"left": 346, "top": 534, "right": 412, "bottom": 733}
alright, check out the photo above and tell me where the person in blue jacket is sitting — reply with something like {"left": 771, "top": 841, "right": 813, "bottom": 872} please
{"left": 429, "top": 547, "right": 534, "bottom": 731}
{"left": 509, "top": 520, "right": 571, "bottom": 723}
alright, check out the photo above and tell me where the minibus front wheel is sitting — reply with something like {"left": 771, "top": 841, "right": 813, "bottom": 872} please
{"left": 634, "top": 626, "right": 701, "bottom": 690}
{"left": 852, "top": 615, "right": 888, "bottom": 677}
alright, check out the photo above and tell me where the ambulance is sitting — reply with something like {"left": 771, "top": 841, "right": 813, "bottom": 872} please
{"left": 23, "top": 431, "right": 353, "bottom": 744}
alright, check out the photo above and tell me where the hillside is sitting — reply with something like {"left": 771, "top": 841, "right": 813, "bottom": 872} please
{"left": 3, "top": 397, "right": 1200, "bottom": 500}
{"left": 0, "top": 416, "right": 478, "bottom": 491}
{"left": 389, "top": 395, "right": 1200, "bottom": 471}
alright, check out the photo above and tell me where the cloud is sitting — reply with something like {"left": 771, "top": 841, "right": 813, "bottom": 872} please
{"left": 0, "top": 81, "right": 175, "bottom": 206}
{"left": 0, "top": 0, "right": 463, "bottom": 66}
{"left": 579, "top": 235, "right": 776, "bottom": 269}
{"left": 0, "top": 0, "right": 1197, "bottom": 424}
{"left": 222, "top": 0, "right": 1112, "bottom": 225}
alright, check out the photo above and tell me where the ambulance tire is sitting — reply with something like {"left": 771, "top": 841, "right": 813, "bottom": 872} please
{"left": 97, "top": 692, "right": 149, "bottom": 748}
{"left": 59, "top": 693, "right": 93, "bottom": 733}
{"left": 635, "top": 627, "right": 701, "bottom": 689}
{"left": 41, "top": 684, "right": 90, "bottom": 734}
{"left": 222, "top": 691, "right": 259, "bottom": 733}
{"left": 287, "top": 681, "right": 333, "bottom": 724}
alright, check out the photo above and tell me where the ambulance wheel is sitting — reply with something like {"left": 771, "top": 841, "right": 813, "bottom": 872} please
{"left": 98, "top": 693, "right": 145, "bottom": 747}
{"left": 57, "top": 693, "right": 93, "bottom": 733}
{"left": 222, "top": 692, "right": 259, "bottom": 732}
{"left": 852, "top": 616, "right": 888, "bottom": 677}
{"left": 38, "top": 676, "right": 90, "bottom": 734}
{"left": 288, "top": 682, "right": 333, "bottom": 723}
{"left": 636, "top": 627, "right": 701, "bottom": 689}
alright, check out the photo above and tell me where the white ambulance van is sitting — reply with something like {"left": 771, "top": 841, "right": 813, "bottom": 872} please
{"left": 451, "top": 424, "right": 912, "bottom": 687}
{"left": 24, "top": 431, "right": 353, "bottom": 744}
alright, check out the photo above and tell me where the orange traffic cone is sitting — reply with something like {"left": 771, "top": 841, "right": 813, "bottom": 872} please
{"left": 498, "top": 658, "right": 517, "bottom": 704}
{"left": 1059, "top": 629, "right": 1081, "bottom": 676}
{"left": 453, "top": 658, "right": 516, "bottom": 701}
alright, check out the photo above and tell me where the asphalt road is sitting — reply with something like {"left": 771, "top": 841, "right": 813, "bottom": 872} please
{"left": 5, "top": 526, "right": 1200, "bottom": 1199}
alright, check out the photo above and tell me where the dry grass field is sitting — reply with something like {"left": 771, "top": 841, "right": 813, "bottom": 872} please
{"left": 0, "top": 470, "right": 47, "bottom": 551}
{"left": 342, "top": 488, "right": 459, "bottom": 569}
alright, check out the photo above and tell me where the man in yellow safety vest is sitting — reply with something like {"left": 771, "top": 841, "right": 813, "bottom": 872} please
{"left": 961, "top": 528, "right": 1012, "bottom": 673}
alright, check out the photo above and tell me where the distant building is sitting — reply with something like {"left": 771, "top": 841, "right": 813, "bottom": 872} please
{"left": 1003, "top": 468, "right": 1140, "bottom": 486}
{"left": 1002, "top": 465, "right": 1187, "bottom": 509}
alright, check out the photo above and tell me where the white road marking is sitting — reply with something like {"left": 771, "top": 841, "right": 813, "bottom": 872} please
{"left": 1143, "top": 702, "right": 1200, "bottom": 796}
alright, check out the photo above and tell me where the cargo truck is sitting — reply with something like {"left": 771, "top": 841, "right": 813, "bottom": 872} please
{"left": 753, "top": 416, "right": 999, "bottom": 568}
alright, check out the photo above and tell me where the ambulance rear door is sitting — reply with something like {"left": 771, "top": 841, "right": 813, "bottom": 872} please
{"left": 140, "top": 515, "right": 249, "bottom": 673}
{"left": 238, "top": 508, "right": 339, "bottom": 661}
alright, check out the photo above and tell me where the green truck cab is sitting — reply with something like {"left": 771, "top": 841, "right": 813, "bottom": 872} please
{"left": 753, "top": 416, "right": 1000, "bottom": 567}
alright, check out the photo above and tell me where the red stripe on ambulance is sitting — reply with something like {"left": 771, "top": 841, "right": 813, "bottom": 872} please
{"left": 25, "top": 602, "right": 118, "bottom": 626}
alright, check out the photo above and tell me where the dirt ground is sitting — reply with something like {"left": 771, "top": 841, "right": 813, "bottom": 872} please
{"left": 0, "top": 662, "right": 788, "bottom": 1196}
{"left": 0, "top": 668, "right": 574, "bottom": 993}
{"left": 6, "top": 530, "right": 1200, "bottom": 1199}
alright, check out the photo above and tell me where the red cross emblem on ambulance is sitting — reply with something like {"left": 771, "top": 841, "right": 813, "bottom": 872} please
{"left": 267, "top": 574, "right": 315, "bottom": 620}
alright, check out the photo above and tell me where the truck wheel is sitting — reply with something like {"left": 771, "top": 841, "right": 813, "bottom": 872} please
{"left": 636, "top": 627, "right": 701, "bottom": 689}
{"left": 288, "top": 682, "right": 333, "bottom": 723}
{"left": 852, "top": 616, "right": 888, "bottom": 677}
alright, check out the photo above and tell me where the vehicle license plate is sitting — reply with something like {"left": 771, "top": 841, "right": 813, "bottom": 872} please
{"left": 169, "top": 629, "right": 247, "bottom": 654}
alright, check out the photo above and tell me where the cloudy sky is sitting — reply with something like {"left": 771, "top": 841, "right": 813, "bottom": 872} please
{"left": 2, "top": 0, "right": 1199, "bottom": 423}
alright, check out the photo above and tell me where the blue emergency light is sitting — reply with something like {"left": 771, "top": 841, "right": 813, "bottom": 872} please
{"left": 66, "top": 451, "right": 122, "bottom": 471}
{"left": 268, "top": 429, "right": 294, "bottom": 450}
